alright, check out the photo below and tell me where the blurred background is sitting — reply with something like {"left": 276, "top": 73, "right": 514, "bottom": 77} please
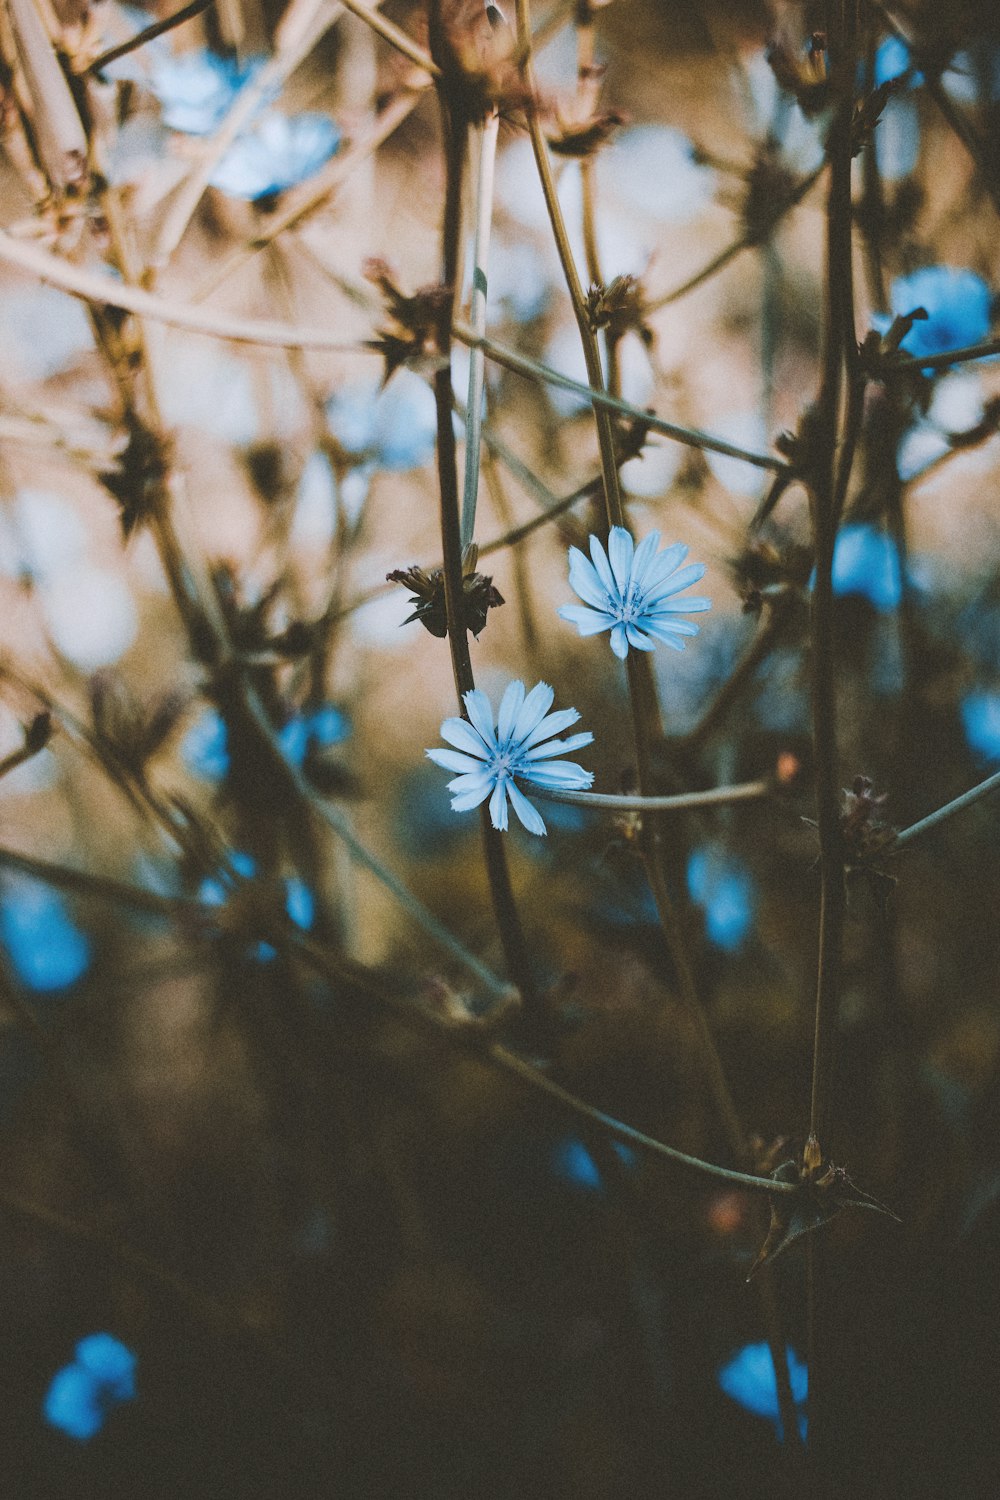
{"left": 1, "top": 0, "right": 1000, "bottom": 1493}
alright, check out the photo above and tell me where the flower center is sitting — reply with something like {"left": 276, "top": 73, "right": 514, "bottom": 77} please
{"left": 614, "top": 585, "right": 643, "bottom": 626}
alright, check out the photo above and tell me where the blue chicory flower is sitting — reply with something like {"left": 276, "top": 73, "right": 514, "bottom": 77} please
{"left": 831, "top": 523, "right": 902, "bottom": 611}
{"left": 718, "top": 1341, "right": 808, "bottom": 1442}
{"left": 559, "top": 526, "right": 712, "bottom": 660}
{"left": 961, "top": 690, "right": 1000, "bottom": 762}
{"left": 150, "top": 50, "right": 263, "bottom": 136}
{"left": 426, "top": 680, "right": 594, "bottom": 836}
{"left": 43, "top": 1333, "right": 137, "bottom": 1442}
{"left": 210, "top": 112, "right": 340, "bottom": 200}
{"left": 0, "top": 875, "right": 91, "bottom": 992}
{"left": 880, "top": 266, "right": 992, "bottom": 363}
{"left": 687, "top": 847, "right": 755, "bottom": 953}
{"left": 551, "top": 1137, "right": 638, "bottom": 1194}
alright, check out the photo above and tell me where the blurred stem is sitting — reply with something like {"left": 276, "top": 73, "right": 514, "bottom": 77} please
{"left": 432, "top": 83, "right": 540, "bottom": 1021}
{"left": 461, "top": 109, "right": 500, "bottom": 549}
{"left": 683, "top": 600, "right": 791, "bottom": 752}
{"left": 481, "top": 447, "right": 541, "bottom": 662}
{"left": 84, "top": 0, "right": 215, "bottom": 74}
{"left": 529, "top": 779, "right": 769, "bottom": 812}
{"left": 889, "top": 767, "right": 1000, "bottom": 851}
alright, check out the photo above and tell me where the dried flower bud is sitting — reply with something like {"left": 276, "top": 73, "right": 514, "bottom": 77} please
{"left": 584, "top": 275, "right": 652, "bottom": 347}
{"left": 98, "top": 416, "right": 171, "bottom": 539}
{"left": 387, "top": 545, "right": 504, "bottom": 638}
{"left": 840, "top": 776, "right": 895, "bottom": 862}
{"left": 766, "top": 31, "right": 830, "bottom": 116}
{"left": 363, "top": 258, "right": 452, "bottom": 382}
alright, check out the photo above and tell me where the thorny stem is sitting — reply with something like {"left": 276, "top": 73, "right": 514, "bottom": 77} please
{"left": 461, "top": 110, "right": 500, "bottom": 549}
{"left": 431, "top": 69, "right": 540, "bottom": 1020}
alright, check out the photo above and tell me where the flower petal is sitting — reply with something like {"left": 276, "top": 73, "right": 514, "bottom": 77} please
{"left": 610, "top": 622, "right": 630, "bottom": 658}
{"left": 642, "top": 616, "right": 701, "bottom": 642}
{"left": 489, "top": 776, "right": 509, "bottom": 831}
{"left": 512, "top": 681, "right": 555, "bottom": 745}
{"left": 523, "top": 730, "right": 594, "bottom": 760}
{"left": 497, "top": 679, "right": 525, "bottom": 747}
{"left": 451, "top": 781, "right": 494, "bottom": 811}
{"left": 646, "top": 596, "right": 712, "bottom": 614}
{"left": 640, "top": 542, "right": 689, "bottom": 593}
{"left": 630, "top": 529, "right": 661, "bottom": 587}
{"left": 426, "top": 747, "right": 486, "bottom": 774}
{"left": 625, "top": 623, "right": 655, "bottom": 651}
{"left": 507, "top": 780, "right": 547, "bottom": 835}
{"left": 463, "top": 688, "right": 497, "bottom": 749}
{"left": 568, "top": 547, "right": 610, "bottom": 609}
{"left": 520, "top": 761, "right": 594, "bottom": 790}
{"left": 588, "top": 534, "right": 619, "bottom": 600}
{"left": 439, "top": 716, "right": 491, "bottom": 758}
{"left": 558, "top": 604, "right": 616, "bottom": 637}
{"left": 519, "top": 706, "right": 581, "bottom": 751}
{"left": 644, "top": 561, "right": 706, "bottom": 604}
{"left": 607, "top": 527, "right": 635, "bottom": 595}
{"left": 447, "top": 768, "right": 496, "bottom": 795}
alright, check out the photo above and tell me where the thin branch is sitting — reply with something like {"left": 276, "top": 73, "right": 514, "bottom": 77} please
{"left": 529, "top": 779, "right": 770, "bottom": 812}
{"left": 889, "top": 768, "right": 1000, "bottom": 852}
{"left": 337, "top": 0, "right": 439, "bottom": 75}
{"left": 884, "top": 335, "right": 1000, "bottom": 373}
{"left": 84, "top": 0, "right": 216, "bottom": 76}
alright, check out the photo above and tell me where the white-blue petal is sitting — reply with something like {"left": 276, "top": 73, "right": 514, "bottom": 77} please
{"left": 610, "top": 622, "right": 630, "bottom": 658}
{"left": 607, "top": 527, "right": 635, "bottom": 594}
{"left": 558, "top": 604, "right": 616, "bottom": 636}
{"left": 522, "top": 730, "right": 594, "bottom": 760}
{"left": 451, "top": 782, "right": 494, "bottom": 811}
{"left": 640, "top": 541, "right": 689, "bottom": 593}
{"left": 520, "top": 760, "right": 594, "bottom": 789}
{"left": 519, "top": 706, "right": 581, "bottom": 751}
{"left": 439, "top": 717, "right": 491, "bottom": 758}
{"left": 642, "top": 616, "right": 700, "bottom": 639}
{"left": 425, "top": 747, "right": 485, "bottom": 774}
{"left": 497, "top": 679, "right": 525, "bottom": 747}
{"left": 625, "top": 623, "right": 655, "bottom": 651}
{"left": 629, "top": 530, "right": 661, "bottom": 588}
{"left": 512, "top": 681, "right": 555, "bottom": 745}
{"left": 489, "top": 776, "right": 510, "bottom": 830}
{"left": 588, "top": 534, "right": 619, "bottom": 599}
{"left": 644, "top": 560, "right": 706, "bottom": 603}
{"left": 647, "top": 595, "right": 712, "bottom": 614}
{"left": 507, "top": 780, "right": 547, "bottom": 835}
{"left": 568, "top": 547, "right": 610, "bottom": 609}
{"left": 463, "top": 689, "right": 497, "bottom": 749}
{"left": 446, "top": 768, "right": 496, "bottom": 794}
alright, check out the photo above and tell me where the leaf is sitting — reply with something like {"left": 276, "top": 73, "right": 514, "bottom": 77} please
{"left": 747, "top": 1159, "right": 900, "bottom": 1280}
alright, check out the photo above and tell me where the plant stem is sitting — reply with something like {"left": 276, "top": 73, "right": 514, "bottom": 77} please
{"left": 430, "top": 69, "right": 540, "bottom": 1019}
{"left": 84, "top": 0, "right": 216, "bottom": 74}
{"left": 529, "top": 780, "right": 769, "bottom": 812}
{"left": 889, "top": 768, "right": 1000, "bottom": 851}
{"left": 461, "top": 110, "right": 500, "bottom": 549}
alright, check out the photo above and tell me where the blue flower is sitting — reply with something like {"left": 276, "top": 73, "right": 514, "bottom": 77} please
{"left": 882, "top": 266, "right": 992, "bottom": 362}
{"left": 831, "top": 523, "right": 902, "bottom": 611}
{"left": 43, "top": 1333, "right": 136, "bottom": 1442}
{"left": 0, "top": 875, "right": 91, "bottom": 992}
{"left": 210, "top": 112, "right": 340, "bottom": 200}
{"left": 551, "top": 1137, "right": 637, "bottom": 1194}
{"left": 962, "top": 691, "right": 1000, "bottom": 762}
{"left": 326, "top": 371, "right": 437, "bottom": 472}
{"left": 279, "top": 704, "right": 351, "bottom": 768}
{"left": 426, "top": 680, "right": 594, "bottom": 836}
{"left": 687, "top": 847, "right": 755, "bottom": 953}
{"left": 558, "top": 527, "right": 712, "bottom": 660}
{"left": 874, "top": 35, "right": 921, "bottom": 87}
{"left": 718, "top": 1341, "right": 807, "bottom": 1442}
{"left": 150, "top": 51, "right": 263, "bottom": 136}
{"left": 182, "top": 708, "right": 230, "bottom": 781}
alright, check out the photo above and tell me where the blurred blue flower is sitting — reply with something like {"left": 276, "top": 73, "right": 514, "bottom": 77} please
{"left": 279, "top": 704, "right": 351, "bottom": 768}
{"left": 687, "top": 847, "right": 755, "bottom": 953}
{"left": 210, "top": 113, "right": 340, "bottom": 200}
{"left": 560, "top": 527, "right": 711, "bottom": 660}
{"left": 326, "top": 371, "right": 437, "bottom": 472}
{"left": 830, "top": 523, "right": 902, "bottom": 611}
{"left": 874, "top": 35, "right": 921, "bottom": 87}
{"left": 962, "top": 691, "right": 1000, "bottom": 762}
{"left": 427, "top": 680, "right": 593, "bottom": 836}
{"left": 284, "top": 876, "right": 315, "bottom": 932}
{"left": 0, "top": 875, "right": 91, "bottom": 992}
{"left": 182, "top": 708, "right": 230, "bottom": 781}
{"left": 150, "top": 51, "right": 263, "bottom": 136}
{"left": 198, "top": 854, "right": 315, "bottom": 943}
{"left": 718, "top": 1341, "right": 807, "bottom": 1441}
{"left": 879, "top": 266, "right": 992, "bottom": 362}
{"left": 43, "top": 1333, "right": 136, "bottom": 1442}
{"left": 551, "top": 1137, "right": 638, "bottom": 1194}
